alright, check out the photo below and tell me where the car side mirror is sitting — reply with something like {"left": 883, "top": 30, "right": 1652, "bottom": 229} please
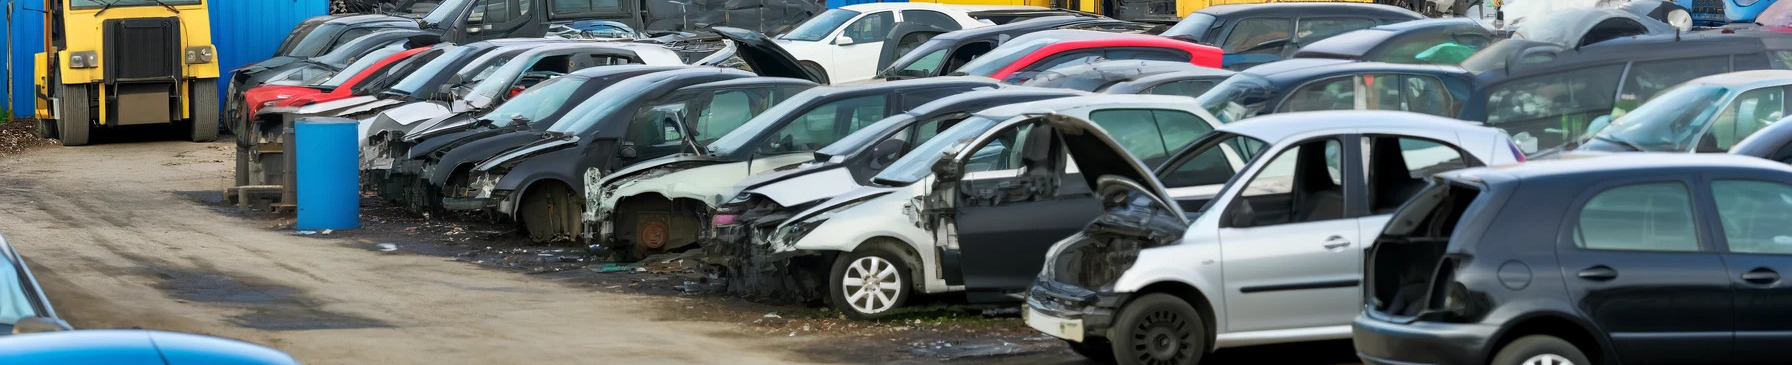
{"left": 835, "top": 36, "right": 855, "bottom": 46}
{"left": 1224, "top": 199, "right": 1255, "bottom": 228}
{"left": 868, "top": 139, "right": 905, "bottom": 170}
{"left": 14, "top": 317, "right": 72, "bottom": 334}
{"left": 1697, "top": 133, "right": 1724, "bottom": 153}
{"left": 619, "top": 141, "right": 638, "bottom": 159}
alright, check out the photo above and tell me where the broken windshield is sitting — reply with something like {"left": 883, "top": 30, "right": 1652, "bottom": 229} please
{"left": 873, "top": 116, "right": 1002, "bottom": 186}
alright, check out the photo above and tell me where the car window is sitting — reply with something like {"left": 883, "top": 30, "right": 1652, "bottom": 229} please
{"left": 553, "top": 0, "right": 620, "bottom": 14}
{"left": 1712, "top": 180, "right": 1792, "bottom": 255}
{"left": 1616, "top": 57, "right": 1732, "bottom": 115}
{"left": 1296, "top": 17, "right": 1379, "bottom": 43}
{"left": 328, "top": 28, "right": 379, "bottom": 54}
{"left": 894, "top": 49, "right": 948, "bottom": 78}
{"left": 1233, "top": 139, "right": 1345, "bottom": 225}
{"left": 842, "top": 11, "right": 895, "bottom": 43}
{"left": 1709, "top": 87, "right": 1786, "bottom": 151}
{"left": 1223, "top": 18, "right": 1293, "bottom": 54}
{"left": 767, "top": 95, "right": 888, "bottom": 154}
{"left": 691, "top": 90, "right": 757, "bottom": 145}
{"left": 1145, "top": 79, "right": 1219, "bottom": 98}
{"left": 1280, "top": 76, "right": 1357, "bottom": 112}
{"left": 1365, "top": 74, "right": 1456, "bottom": 116}
{"left": 1573, "top": 182, "right": 1701, "bottom": 252}
{"left": 963, "top": 124, "right": 1031, "bottom": 174}
{"left": 1161, "top": 134, "right": 1267, "bottom": 188}
{"left": 1485, "top": 64, "right": 1624, "bottom": 152}
{"left": 899, "top": 87, "right": 967, "bottom": 111}
{"left": 1154, "top": 110, "right": 1211, "bottom": 152}
{"left": 901, "top": 10, "right": 961, "bottom": 30}
{"left": 626, "top": 101, "right": 689, "bottom": 148}
{"left": 1366, "top": 137, "right": 1470, "bottom": 214}
{"left": 1087, "top": 109, "right": 1216, "bottom": 166}
{"left": 469, "top": 0, "right": 520, "bottom": 24}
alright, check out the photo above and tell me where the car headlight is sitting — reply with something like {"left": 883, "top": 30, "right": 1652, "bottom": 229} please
{"left": 185, "top": 46, "right": 215, "bottom": 64}
{"left": 68, "top": 51, "right": 98, "bottom": 68}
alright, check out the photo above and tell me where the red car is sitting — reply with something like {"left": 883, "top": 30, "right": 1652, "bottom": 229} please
{"left": 950, "top": 30, "right": 1224, "bottom": 83}
{"left": 242, "top": 44, "right": 438, "bottom": 117}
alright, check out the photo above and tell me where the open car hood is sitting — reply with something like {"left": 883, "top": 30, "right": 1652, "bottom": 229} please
{"left": 1042, "top": 113, "right": 1183, "bottom": 217}
{"left": 709, "top": 27, "right": 829, "bottom": 84}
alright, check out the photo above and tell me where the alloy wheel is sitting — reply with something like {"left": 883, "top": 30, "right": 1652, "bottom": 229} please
{"left": 1521, "top": 354, "right": 1575, "bottom": 365}
{"left": 840, "top": 256, "right": 902, "bottom": 314}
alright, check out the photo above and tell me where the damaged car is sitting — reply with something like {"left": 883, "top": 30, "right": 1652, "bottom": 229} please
{"left": 756, "top": 94, "right": 1225, "bottom": 318}
{"left": 878, "top": 15, "right": 1162, "bottom": 81}
{"left": 772, "top": 3, "right": 1084, "bottom": 84}
{"left": 229, "top": 14, "right": 422, "bottom": 124}
{"left": 1023, "top": 111, "right": 1523, "bottom": 365}
{"left": 230, "top": 29, "right": 438, "bottom": 133}
{"left": 442, "top": 68, "right": 821, "bottom": 242}
{"left": 586, "top": 77, "right": 1004, "bottom": 256}
{"left": 708, "top": 87, "right": 1089, "bottom": 298}
{"left": 241, "top": 42, "right": 443, "bottom": 123}
{"left": 1196, "top": 58, "right": 1475, "bottom": 124}
{"left": 947, "top": 30, "right": 1224, "bottom": 84}
{"left": 1018, "top": 59, "right": 1235, "bottom": 96}
{"left": 1157, "top": 2, "right": 1423, "bottom": 70}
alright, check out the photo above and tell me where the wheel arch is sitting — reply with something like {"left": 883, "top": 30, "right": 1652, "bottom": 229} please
{"left": 1487, "top": 312, "right": 1611, "bottom": 365}
{"left": 851, "top": 236, "right": 926, "bottom": 292}
{"left": 1130, "top": 281, "right": 1219, "bottom": 353}
{"left": 511, "top": 177, "right": 579, "bottom": 219}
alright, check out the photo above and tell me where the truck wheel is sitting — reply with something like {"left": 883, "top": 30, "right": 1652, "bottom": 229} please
{"left": 828, "top": 248, "right": 911, "bottom": 319}
{"left": 190, "top": 79, "right": 220, "bottom": 142}
{"left": 1491, "top": 335, "right": 1589, "bottom": 365}
{"left": 58, "top": 84, "right": 90, "bottom": 146}
{"left": 519, "top": 182, "right": 583, "bottom": 243}
{"left": 1109, "top": 293, "right": 1205, "bottom": 365}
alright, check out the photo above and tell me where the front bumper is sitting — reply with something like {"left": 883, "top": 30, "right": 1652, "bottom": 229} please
{"left": 1024, "top": 279, "right": 1125, "bottom": 343}
{"left": 1352, "top": 314, "right": 1498, "bottom": 365}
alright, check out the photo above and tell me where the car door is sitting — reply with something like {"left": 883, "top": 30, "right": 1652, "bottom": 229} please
{"left": 1216, "top": 135, "right": 1365, "bottom": 333}
{"left": 831, "top": 11, "right": 897, "bottom": 83}
{"left": 1556, "top": 178, "right": 1735, "bottom": 365}
{"left": 1702, "top": 176, "right": 1792, "bottom": 363}
{"left": 462, "top": 0, "right": 536, "bottom": 42}
{"left": 1156, "top": 132, "right": 1268, "bottom": 213}
{"left": 952, "top": 123, "right": 1102, "bottom": 295}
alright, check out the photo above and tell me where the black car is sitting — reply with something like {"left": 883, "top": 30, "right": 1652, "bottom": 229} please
{"left": 1292, "top": 17, "right": 1496, "bottom": 65}
{"left": 1158, "top": 2, "right": 1422, "bottom": 70}
{"left": 409, "top": 0, "right": 817, "bottom": 42}
{"left": 271, "top": 14, "right": 420, "bottom": 61}
{"left": 879, "top": 16, "right": 1161, "bottom": 81}
{"left": 1355, "top": 153, "right": 1792, "bottom": 365}
{"left": 1019, "top": 59, "right": 1234, "bottom": 96}
{"left": 1196, "top": 57, "right": 1475, "bottom": 124}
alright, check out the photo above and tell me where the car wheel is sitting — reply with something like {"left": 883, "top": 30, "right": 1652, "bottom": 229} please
{"left": 519, "top": 183, "right": 583, "bottom": 243}
{"left": 828, "top": 249, "right": 910, "bottom": 319}
{"left": 1066, "top": 339, "right": 1117, "bottom": 364}
{"left": 1492, "top": 335, "right": 1589, "bottom": 365}
{"left": 1109, "top": 293, "right": 1205, "bottom": 365}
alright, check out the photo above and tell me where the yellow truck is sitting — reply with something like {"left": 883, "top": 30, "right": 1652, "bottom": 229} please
{"left": 34, "top": 0, "right": 219, "bottom": 146}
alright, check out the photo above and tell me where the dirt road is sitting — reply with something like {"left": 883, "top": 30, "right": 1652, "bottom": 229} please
{"left": 0, "top": 140, "right": 819, "bottom": 364}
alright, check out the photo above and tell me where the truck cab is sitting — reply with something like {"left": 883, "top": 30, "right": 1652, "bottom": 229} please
{"left": 34, "top": 0, "right": 221, "bottom": 146}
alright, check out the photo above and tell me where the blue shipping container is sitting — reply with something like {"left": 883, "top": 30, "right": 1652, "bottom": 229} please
{"left": 6, "top": 0, "right": 328, "bottom": 118}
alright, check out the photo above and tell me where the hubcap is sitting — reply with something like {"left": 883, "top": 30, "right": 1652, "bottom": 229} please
{"left": 841, "top": 256, "right": 902, "bottom": 314}
{"left": 1130, "top": 309, "right": 1194, "bottom": 365}
{"left": 1521, "top": 354, "right": 1574, "bottom": 365}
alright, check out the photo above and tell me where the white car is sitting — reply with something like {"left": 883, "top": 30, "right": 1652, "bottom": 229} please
{"left": 1022, "top": 111, "right": 1524, "bottom": 365}
{"left": 774, "top": 3, "right": 1066, "bottom": 84}
{"left": 762, "top": 94, "right": 1225, "bottom": 318}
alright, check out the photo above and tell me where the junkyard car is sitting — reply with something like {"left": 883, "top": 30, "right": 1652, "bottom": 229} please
{"left": 1158, "top": 2, "right": 1423, "bottom": 69}
{"left": 1196, "top": 58, "right": 1475, "bottom": 124}
{"left": 709, "top": 87, "right": 1088, "bottom": 297}
{"left": 775, "top": 3, "right": 1078, "bottom": 84}
{"left": 948, "top": 30, "right": 1224, "bottom": 84}
{"left": 1019, "top": 59, "right": 1234, "bottom": 96}
{"left": 585, "top": 77, "right": 1002, "bottom": 255}
{"left": 1291, "top": 18, "right": 1495, "bottom": 65}
{"left": 1730, "top": 114, "right": 1792, "bottom": 162}
{"left": 1024, "top": 111, "right": 1523, "bottom": 365}
{"left": 1354, "top": 154, "right": 1792, "bottom": 365}
{"left": 441, "top": 68, "right": 818, "bottom": 242}
{"left": 242, "top": 43, "right": 441, "bottom": 121}
{"left": 1578, "top": 70, "right": 1792, "bottom": 154}
{"left": 765, "top": 95, "right": 1225, "bottom": 318}
{"left": 0, "top": 330, "right": 297, "bottom": 364}
{"left": 0, "top": 233, "right": 63, "bottom": 336}
{"left": 878, "top": 16, "right": 1160, "bottom": 81}
{"left": 229, "top": 29, "right": 438, "bottom": 133}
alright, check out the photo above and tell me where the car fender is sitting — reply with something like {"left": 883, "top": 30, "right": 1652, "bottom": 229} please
{"left": 426, "top": 131, "right": 541, "bottom": 185}
{"left": 600, "top": 154, "right": 815, "bottom": 214}
{"left": 1112, "top": 236, "right": 1228, "bottom": 332}
{"left": 786, "top": 185, "right": 952, "bottom": 293}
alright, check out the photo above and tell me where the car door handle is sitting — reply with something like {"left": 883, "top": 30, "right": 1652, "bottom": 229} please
{"left": 1578, "top": 266, "right": 1618, "bottom": 281}
{"left": 1322, "top": 236, "right": 1351, "bottom": 251}
{"left": 1742, "top": 268, "right": 1781, "bottom": 284}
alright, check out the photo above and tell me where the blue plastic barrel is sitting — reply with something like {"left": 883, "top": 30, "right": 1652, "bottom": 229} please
{"left": 295, "top": 118, "right": 362, "bottom": 230}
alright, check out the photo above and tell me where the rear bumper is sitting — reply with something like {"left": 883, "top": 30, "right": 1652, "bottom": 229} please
{"left": 1024, "top": 279, "right": 1125, "bottom": 343}
{"left": 1352, "top": 315, "right": 1496, "bottom": 365}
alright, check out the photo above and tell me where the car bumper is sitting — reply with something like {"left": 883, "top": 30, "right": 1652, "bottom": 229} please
{"left": 1023, "top": 279, "right": 1125, "bottom": 343}
{"left": 1352, "top": 315, "right": 1497, "bottom": 365}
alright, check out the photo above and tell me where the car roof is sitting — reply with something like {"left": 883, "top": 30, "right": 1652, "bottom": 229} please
{"left": 817, "top": 75, "right": 998, "bottom": 95}
{"left": 1217, "top": 111, "right": 1485, "bottom": 142}
{"left": 934, "top": 16, "right": 1096, "bottom": 40}
{"left": 840, "top": 3, "right": 1044, "bottom": 12}
{"left": 1242, "top": 58, "right": 1464, "bottom": 83}
{"left": 909, "top": 86, "right": 1088, "bottom": 116}
{"left": 1686, "top": 70, "right": 1792, "bottom": 88}
{"left": 566, "top": 64, "right": 687, "bottom": 78}
{"left": 1024, "top": 29, "right": 1168, "bottom": 42}
{"left": 976, "top": 93, "right": 1200, "bottom": 118}
{"left": 1295, "top": 18, "right": 1490, "bottom": 59}
{"left": 1447, "top": 153, "right": 1790, "bottom": 183}
{"left": 1197, "top": 2, "right": 1420, "bottom": 18}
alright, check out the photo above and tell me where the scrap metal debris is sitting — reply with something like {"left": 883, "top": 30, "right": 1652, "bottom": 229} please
{"left": 0, "top": 120, "right": 57, "bottom": 159}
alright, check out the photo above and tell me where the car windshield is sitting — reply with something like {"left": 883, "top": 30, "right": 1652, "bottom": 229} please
{"left": 781, "top": 9, "right": 861, "bottom": 42}
{"left": 1195, "top": 73, "right": 1273, "bottom": 124}
{"left": 547, "top": 75, "right": 666, "bottom": 134}
{"left": 355, "top": 47, "right": 447, "bottom": 96}
{"left": 872, "top": 116, "right": 1002, "bottom": 185}
{"left": 423, "top": 0, "right": 473, "bottom": 27}
{"left": 0, "top": 255, "right": 37, "bottom": 326}
{"left": 950, "top": 38, "right": 1057, "bottom": 77}
{"left": 1160, "top": 13, "right": 1218, "bottom": 40}
{"left": 285, "top": 23, "right": 350, "bottom": 58}
{"left": 705, "top": 91, "right": 829, "bottom": 155}
{"left": 319, "top": 46, "right": 407, "bottom": 89}
{"left": 474, "top": 76, "right": 587, "bottom": 128}
{"left": 387, "top": 46, "right": 478, "bottom": 96}
{"left": 1597, "top": 84, "right": 1730, "bottom": 151}
{"left": 275, "top": 19, "right": 329, "bottom": 57}
{"left": 819, "top": 114, "right": 913, "bottom": 157}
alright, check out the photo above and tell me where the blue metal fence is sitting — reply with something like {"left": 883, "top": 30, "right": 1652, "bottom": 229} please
{"left": 5, "top": 0, "right": 328, "bottom": 118}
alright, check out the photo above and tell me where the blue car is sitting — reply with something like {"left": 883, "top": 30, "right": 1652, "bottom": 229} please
{"left": 0, "top": 330, "right": 299, "bottom": 365}
{"left": 1728, "top": 0, "right": 1780, "bottom": 23}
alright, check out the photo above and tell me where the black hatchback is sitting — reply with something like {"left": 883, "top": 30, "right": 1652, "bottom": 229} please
{"left": 1354, "top": 153, "right": 1792, "bottom": 365}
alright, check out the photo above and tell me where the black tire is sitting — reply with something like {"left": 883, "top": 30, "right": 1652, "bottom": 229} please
{"left": 828, "top": 248, "right": 911, "bottom": 320}
{"left": 1491, "top": 335, "right": 1590, "bottom": 365}
{"left": 800, "top": 61, "right": 831, "bottom": 85}
{"left": 518, "top": 182, "right": 584, "bottom": 243}
{"left": 1066, "top": 339, "right": 1117, "bottom": 365}
{"left": 1109, "top": 293, "right": 1206, "bottom": 365}
{"left": 190, "top": 79, "right": 220, "bottom": 142}
{"left": 58, "top": 84, "right": 89, "bottom": 146}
